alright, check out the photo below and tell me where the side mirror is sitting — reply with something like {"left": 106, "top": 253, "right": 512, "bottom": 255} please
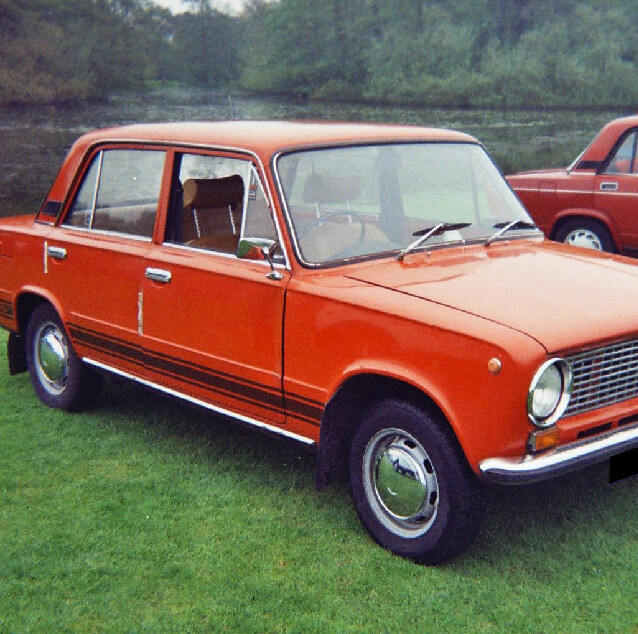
{"left": 237, "top": 237, "right": 283, "bottom": 281}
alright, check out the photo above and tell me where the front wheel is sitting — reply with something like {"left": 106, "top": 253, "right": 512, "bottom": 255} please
{"left": 349, "top": 400, "right": 481, "bottom": 564}
{"left": 25, "top": 303, "right": 102, "bottom": 410}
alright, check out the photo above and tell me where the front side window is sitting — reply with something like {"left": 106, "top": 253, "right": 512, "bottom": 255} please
{"left": 277, "top": 142, "right": 533, "bottom": 265}
{"left": 164, "top": 153, "right": 278, "bottom": 256}
{"left": 63, "top": 149, "right": 165, "bottom": 238}
{"left": 604, "top": 131, "right": 638, "bottom": 174}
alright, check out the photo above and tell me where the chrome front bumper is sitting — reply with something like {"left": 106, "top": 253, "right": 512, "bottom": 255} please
{"left": 479, "top": 423, "right": 638, "bottom": 484}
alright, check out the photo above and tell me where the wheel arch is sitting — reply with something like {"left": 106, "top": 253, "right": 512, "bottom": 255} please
{"left": 315, "top": 372, "right": 459, "bottom": 490}
{"left": 8, "top": 291, "right": 66, "bottom": 375}
{"left": 550, "top": 209, "right": 620, "bottom": 250}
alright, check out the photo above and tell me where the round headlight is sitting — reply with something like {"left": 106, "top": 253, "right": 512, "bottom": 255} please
{"left": 527, "top": 359, "right": 572, "bottom": 427}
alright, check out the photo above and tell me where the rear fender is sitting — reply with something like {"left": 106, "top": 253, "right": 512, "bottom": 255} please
{"left": 551, "top": 209, "right": 619, "bottom": 246}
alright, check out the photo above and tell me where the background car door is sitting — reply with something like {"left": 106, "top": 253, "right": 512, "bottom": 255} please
{"left": 140, "top": 152, "right": 288, "bottom": 424}
{"left": 594, "top": 129, "right": 638, "bottom": 253}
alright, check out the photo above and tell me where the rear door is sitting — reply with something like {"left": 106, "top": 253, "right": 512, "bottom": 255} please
{"left": 48, "top": 146, "right": 166, "bottom": 376}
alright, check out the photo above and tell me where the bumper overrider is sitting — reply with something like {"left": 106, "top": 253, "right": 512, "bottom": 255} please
{"left": 479, "top": 422, "right": 638, "bottom": 484}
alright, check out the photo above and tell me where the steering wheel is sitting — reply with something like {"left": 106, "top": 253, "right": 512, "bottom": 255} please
{"left": 300, "top": 211, "right": 367, "bottom": 242}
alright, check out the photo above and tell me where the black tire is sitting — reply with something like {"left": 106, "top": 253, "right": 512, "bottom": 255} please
{"left": 554, "top": 218, "right": 615, "bottom": 253}
{"left": 349, "top": 399, "right": 481, "bottom": 564}
{"left": 25, "top": 303, "right": 102, "bottom": 411}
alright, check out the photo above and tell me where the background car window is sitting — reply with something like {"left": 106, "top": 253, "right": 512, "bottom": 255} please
{"left": 166, "top": 154, "right": 277, "bottom": 255}
{"left": 64, "top": 149, "right": 165, "bottom": 238}
{"left": 605, "top": 131, "right": 638, "bottom": 174}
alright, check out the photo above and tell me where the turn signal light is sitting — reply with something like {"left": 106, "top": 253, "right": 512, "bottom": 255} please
{"left": 527, "top": 426, "right": 560, "bottom": 453}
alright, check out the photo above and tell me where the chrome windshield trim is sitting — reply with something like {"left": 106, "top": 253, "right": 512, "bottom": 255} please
{"left": 479, "top": 422, "right": 638, "bottom": 484}
{"left": 83, "top": 358, "right": 315, "bottom": 446}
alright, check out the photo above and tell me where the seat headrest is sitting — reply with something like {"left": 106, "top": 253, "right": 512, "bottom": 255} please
{"left": 302, "top": 174, "right": 361, "bottom": 204}
{"left": 183, "top": 175, "right": 244, "bottom": 208}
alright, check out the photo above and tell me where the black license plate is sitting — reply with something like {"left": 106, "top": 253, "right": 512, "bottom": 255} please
{"left": 609, "top": 447, "right": 638, "bottom": 483}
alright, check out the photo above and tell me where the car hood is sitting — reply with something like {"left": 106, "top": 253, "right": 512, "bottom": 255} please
{"left": 346, "top": 241, "right": 638, "bottom": 353}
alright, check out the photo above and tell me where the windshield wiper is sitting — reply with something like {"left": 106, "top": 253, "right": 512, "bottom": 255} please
{"left": 397, "top": 222, "right": 471, "bottom": 261}
{"left": 484, "top": 220, "right": 538, "bottom": 247}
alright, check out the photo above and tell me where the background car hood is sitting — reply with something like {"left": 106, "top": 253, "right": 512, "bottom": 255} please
{"left": 346, "top": 242, "right": 638, "bottom": 353}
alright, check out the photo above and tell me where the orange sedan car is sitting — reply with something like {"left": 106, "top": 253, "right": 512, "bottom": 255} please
{"left": 2, "top": 121, "right": 638, "bottom": 563}
{"left": 508, "top": 115, "right": 638, "bottom": 254}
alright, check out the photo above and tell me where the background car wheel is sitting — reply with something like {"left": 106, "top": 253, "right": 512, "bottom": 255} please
{"left": 349, "top": 399, "right": 481, "bottom": 564}
{"left": 554, "top": 218, "right": 615, "bottom": 252}
{"left": 26, "top": 303, "right": 102, "bottom": 410}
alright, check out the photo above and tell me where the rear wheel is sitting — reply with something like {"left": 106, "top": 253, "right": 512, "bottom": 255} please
{"left": 554, "top": 218, "right": 615, "bottom": 252}
{"left": 26, "top": 303, "right": 102, "bottom": 410}
{"left": 349, "top": 399, "right": 481, "bottom": 564}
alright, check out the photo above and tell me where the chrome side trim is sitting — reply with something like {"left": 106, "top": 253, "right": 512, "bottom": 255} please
{"left": 137, "top": 291, "right": 144, "bottom": 335}
{"left": 83, "top": 358, "right": 316, "bottom": 446}
{"left": 479, "top": 423, "right": 638, "bottom": 484}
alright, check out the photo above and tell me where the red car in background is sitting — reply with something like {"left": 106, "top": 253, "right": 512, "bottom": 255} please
{"left": 507, "top": 116, "right": 638, "bottom": 254}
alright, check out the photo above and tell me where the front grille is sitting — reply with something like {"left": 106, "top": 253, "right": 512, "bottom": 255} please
{"left": 566, "top": 339, "right": 638, "bottom": 417}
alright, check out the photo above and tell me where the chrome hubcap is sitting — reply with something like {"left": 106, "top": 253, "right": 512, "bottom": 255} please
{"left": 35, "top": 323, "right": 69, "bottom": 394}
{"left": 363, "top": 428, "right": 439, "bottom": 538}
{"left": 563, "top": 229, "right": 602, "bottom": 250}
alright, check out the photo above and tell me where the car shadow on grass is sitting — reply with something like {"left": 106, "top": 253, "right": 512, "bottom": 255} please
{"left": 91, "top": 375, "right": 638, "bottom": 567}
{"left": 463, "top": 462, "right": 638, "bottom": 570}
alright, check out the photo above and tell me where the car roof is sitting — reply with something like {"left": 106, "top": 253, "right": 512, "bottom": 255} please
{"left": 73, "top": 120, "right": 478, "bottom": 156}
{"left": 45, "top": 121, "right": 479, "bottom": 203}
{"left": 580, "top": 115, "right": 638, "bottom": 165}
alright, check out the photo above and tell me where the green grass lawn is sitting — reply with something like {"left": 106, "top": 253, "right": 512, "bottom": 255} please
{"left": 1, "top": 329, "right": 637, "bottom": 633}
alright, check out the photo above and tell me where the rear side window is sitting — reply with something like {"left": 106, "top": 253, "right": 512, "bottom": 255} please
{"left": 63, "top": 149, "right": 165, "bottom": 238}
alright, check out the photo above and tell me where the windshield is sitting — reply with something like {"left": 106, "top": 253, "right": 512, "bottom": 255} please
{"left": 276, "top": 142, "right": 537, "bottom": 265}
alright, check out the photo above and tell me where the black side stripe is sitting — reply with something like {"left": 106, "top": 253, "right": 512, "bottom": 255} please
{"left": 0, "top": 299, "right": 13, "bottom": 319}
{"left": 69, "top": 323, "right": 322, "bottom": 426}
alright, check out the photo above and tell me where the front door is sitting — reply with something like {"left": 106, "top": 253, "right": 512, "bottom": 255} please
{"left": 141, "top": 151, "right": 289, "bottom": 424}
{"left": 594, "top": 128, "right": 638, "bottom": 253}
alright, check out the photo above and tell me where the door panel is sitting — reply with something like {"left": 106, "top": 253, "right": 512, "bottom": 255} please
{"left": 140, "top": 150, "right": 288, "bottom": 424}
{"left": 48, "top": 147, "right": 166, "bottom": 373}
{"left": 595, "top": 129, "right": 638, "bottom": 251}
{"left": 594, "top": 174, "right": 638, "bottom": 251}
{"left": 44, "top": 230, "right": 151, "bottom": 374}
{"left": 141, "top": 247, "right": 288, "bottom": 423}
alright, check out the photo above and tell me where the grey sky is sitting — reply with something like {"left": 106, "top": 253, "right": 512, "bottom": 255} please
{"left": 152, "top": 0, "right": 247, "bottom": 15}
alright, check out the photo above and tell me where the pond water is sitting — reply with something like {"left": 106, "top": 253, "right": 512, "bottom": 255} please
{"left": 0, "top": 90, "right": 624, "bottom": 216}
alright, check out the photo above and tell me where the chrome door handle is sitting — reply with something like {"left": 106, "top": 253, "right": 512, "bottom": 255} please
{"left": 47, "top": 246, "right": 67, "bottom": 260}
{"left": 145, "top": 267, "right": 172, "bottom": 284}
{"left": 600, "top": 182, "right": 619, "bottom": 191}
